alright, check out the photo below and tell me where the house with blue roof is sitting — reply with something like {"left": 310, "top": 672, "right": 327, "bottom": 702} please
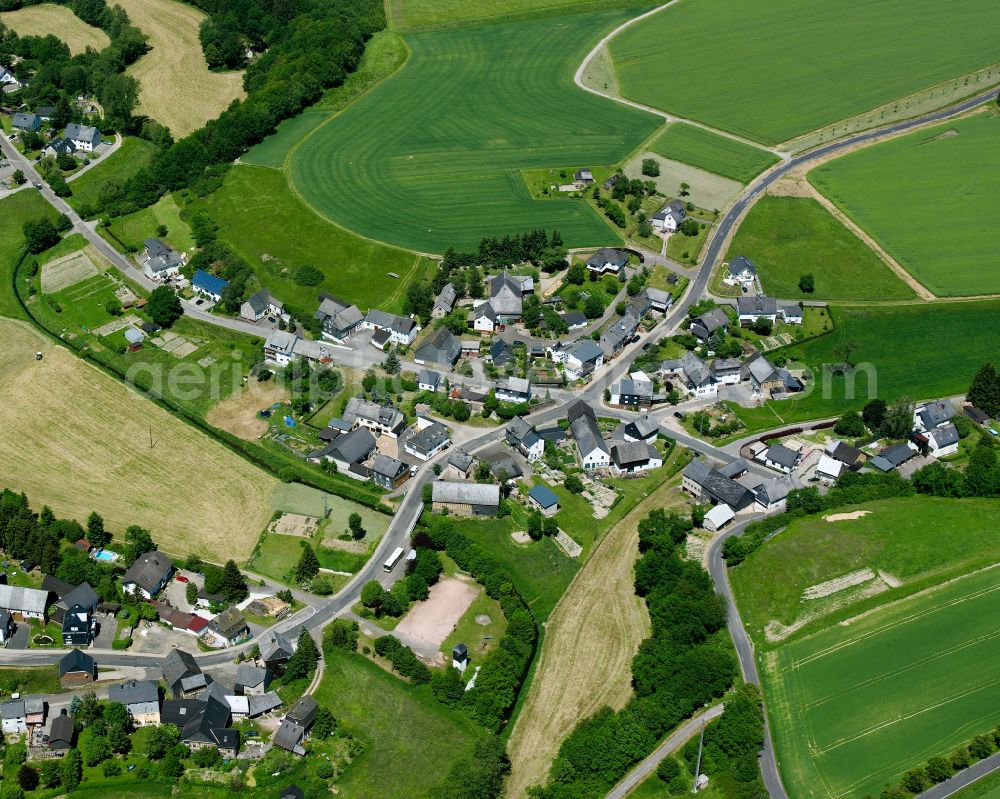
{"left": 527, "top": 483, "right": 559, "bottom": 517}
{"left": 192, "top": 270, "right": 229, "bottom": 302}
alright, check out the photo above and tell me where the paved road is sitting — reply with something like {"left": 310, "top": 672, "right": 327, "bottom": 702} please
{"left": 915, "top": 752, "right": 1000, "bottom": 799}
{"left": 606, "top": 703, "right": 725, "bottom": 799}
{"left": 706, "top": 517, "right": 787, "bottom": 799}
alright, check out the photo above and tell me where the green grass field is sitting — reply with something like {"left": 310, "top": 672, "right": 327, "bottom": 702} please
{"left": 0, "top": 191, "right": 58, "bottom": 319}
{"left": 103, "top": 194, "right": 193, "bottom": 253}
{"left": 387, "top": 0, "right": 649, "bottom": 30}
{"left": 187, "top": 165, "right": 425, "bottom": 313}
{"left": 762, "top": 565, "right": 1000, "bottom": 799}
{"left": 68, "top": 137, "right": 158, "bottom": 214}
{"left": 731, "top": 496, "right": 1000, "bottom": 642}
{"left": 810, "top": 113, "right": 1000, "bottom": 297}
{"left": 648, "top": 123, "right": 779, "bottom": 184}
{"left": 725, "top": 195, "right": 915, "bottom": 301}
{"left": 316, "top": 648, "right": 485, "bottom": 798}
{"left": 288, "top": 9, "right": 660, "bottom": 253}
{"left": 609, "top": 0, "right": 1000, "bottom": 145}
{"left": 729, "top": 299, "right": 1000, "bottom": 434}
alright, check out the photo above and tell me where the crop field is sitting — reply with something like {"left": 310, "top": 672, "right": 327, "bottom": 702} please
{"left": 729, "top": 299, "right": 1000, "bottom": 435}
{"left": 726, "top": 196, "right": 915, "bottom": 301}
{"left": 762, "top": 565, "right": 1000, "bottom": 799}
{"left": 289, "top": 10, "right": 660, "bottom": 253}
{"left": 731, "top": 496, "right": 1000, "bottom": 642}
{"left": 387, "top": 0, "right": 647, "bottom": 30}
{"left": 317, "top": 648, "right": 485, "bottom": 798}
{"left": 609, "top": 0, "right": 1000, "bottom": 145}
{"left": 648, "top": 123, "right": 779, "bottom": 184}
{"left": 811, "top": 113, "right": 1000, "bottom": 297}
{"left": 68, "top": 137, "right": 158, "bottom": 214}
{"left": 189, "top": 165, "right": 428, "bottom": 313}
{"left": 505, "top": 473, "right": 687, "bottom": 798}
{"left": 113, "top": 0, "right": 245, "bottom": 136}
{"left": 0, "top": 317, "right": 274, "bottom": 559}
{"left": 0, "top": 4, "right": 109, "bottom": 54}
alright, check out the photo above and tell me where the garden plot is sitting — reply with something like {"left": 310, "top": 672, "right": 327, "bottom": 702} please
{"left": 92, "top": 314, "right": 142, "bottom": 337}
{"left": 624, "top": 152, "right": 742, "bottom": 212}
{"left": 268, "top": 513, "right": 318, "bottom": 537}
{"left": 152, "top": 330, "right": 199, "bottom": 357}
{"left": 40, "top": 250, "right": 99, "bottom": 293}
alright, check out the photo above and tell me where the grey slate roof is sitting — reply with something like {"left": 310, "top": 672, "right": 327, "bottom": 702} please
{"left": 0, "top": 700, "right": 24, "bottom": 719}
{"left": 737, "top": 295, "right": 778, "bottom": 316}
{"left": 432, "top": 481, "right": 500, "bottom": 507}
{"left": 328, "top": 426, "right": 377, "bottom": 464}
{"left": 208, "top": 607, "right": 248, "bottom": 640}
{"left": 0, "top": 584, "right": 48, "bottom": 615}
{"left": 248, "top": 691, "right": 283, "bottom": 716}
{"left": 162, "top": 649, "right": 200, "bottom": 693}
{"left": 881, "top": 443, "right": 916, "bottom": 466}
{"left": 274, "top": 719, "right": 306, "bottom": 753}
{"left": 569, "top": 401, "right": 608, "bottom": 458}
{"left": 929, "top": 423, "right": 959, "bottom": 448}
{"left": 727, "top": 255, "right": 757, "bottom": 277}
{"left": 236, "top": 663, "right": 267, "bottom": 689}
{"left": 65, "top": 122, "right": 100, "bottom": 145}
{"left": 58, "top": 648, "right": 95, "bottom": 678}
{"left": 717, "top": 458, "right": 750, "bottom": 479}
{"left": 407, "top": 421, "right": 450, "bottom": 456}
{"left": 49, "top": 713, "right": 74, "bottom": 747}
{"left": 681, "top": 352, "right": 713, "bottom": 387}
{"left": 765, "top": 444, "right": 800, "bottom": 469}
{"left": 434, "top": 283, "right": 456, "bottom": 314}
{"left": 746, "top": 353, "right": 780, "bottom": 385}
{"left": 447, "top": 449, "right": 474, "bottom": 472}
{"left": 60, "top": 582, "right": 98, "bottom": 611}
{"left": 415, "top": 327, "right": 461, "bottom": 366}
{"left": 684, "top": 459, "right": 755, "bottom": 510}
{"left": 122, "top": 551, "right": 172, "bottom": 594}
{"left": 918, "top": 400, "right": 955, "bottom": 430}
{"left": 108, "top": 679, "right": 158, "bottom": 706}
{"left": 570, "top": 339, "right": 603, "bottom": 365}
{"left": 489, "top": 338, "right": 514, "bottom": 365}
{"left": 610, "top": 440, "right": 657, "bottom": 467}
{"left": 418, "top": 369, "right": 441, "bottom": 389}
{"left": 527, "top": 484, "right": 559, "bottom": 509}
{"left": 586, "top": 248, "right": 628, "bottom": 269}
{"left": 489, "top": 273, "right": 523, "bottom": 317}
{"left": 625, "top": 414, "right": 659, "bottom": 440}
{"left": 690, "top": 307, "right": 729, "bottom": 338}
{"left": 259, "top": 629, "right": 295, "bottom": 662}
{"left": 371, "top": 453, "right": 407, "bottom": 480}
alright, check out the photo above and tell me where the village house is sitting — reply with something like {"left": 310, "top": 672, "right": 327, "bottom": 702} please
{"left": 737, "top": 295, "right": 778, "bottom": 327}
{"left": 506, "top": 416, "right": 544, "bottom": 461}
{"left": 682, "top": 459, "right": 757, "bottom": 513}
{"left": 913, "top": 400, "right": 955, "bottom": 433}
{"left": 141, "top": 238, "right": 185, "bottom": 281}
{"left": 161, "top": 694, "right": 239, "bottom": 757}
{"left": 574, "top": 168, "right": 594, "bottom": 187}
{"left": 12, "top": 112, "right": 40, "bottom": 132}
{"left": 651, "top": 200, "right": 687, "bottom": 233}
{"left": 722, "top": 255, "right": 757, "bottom": 289}
{"left": 370, "top": 453, "right": 411, "bottom": 490}
{"left": 745, "top": 353, "right": 785, "bottom": 397}
{"left": 600, "top": 310, "right": 641, "bottom": 359}
{"left": 711, "top": 358, "right": 743, "bottom": 386}
{"left": 65, "top": 122, "right": 101, "bottom": 151}
{"left": 527, "top": 483, "right": 560, "bottom": 516}
{"left": 431, "top": 481, "right": 500, "bottom": 516}
{"left": 609, "top": 440, "right": 662, "bottom": 475}
{"left": 445, "top": 449, "right": 475, "bottom": 479}
{"left": 204, "top": 607, "right": 249, "bottom": 646}
{"left": 780, "top": 304, "right": 803, "bottom": 324}
{"left": 418, "top": 369, "right": 441, "bottom": 393}
{"left": 235, "top": 663, "right": 270, "bottom": 696}
{"left": 610, "top": 375, "right": 654, "bottom": 408}
{"left": 122, "top": 551, "right": 173, "bottom": 599}
{"left": 108, "top": 680, "right": 160, "bottom": 726}
{"left": 363, "top": 309, "right": 419, "bottom": 346}
{"left": 61, "top": 602, "right": 95, "bottom": 647}
{"left": 869, "top": 443, "right": 917, "bottom": 473}
{"left": 163, "top": 649, "right": 208, "bottom": 698}
{"left": 750, "top": 478, "right": 791, "bottom": 513}
{"left": 58, "top": 649, "right": 96, "bottom": 688}
{"left": 0, "top": 66, "right": 23, "bottom": 91}
{"left": 562, "top": 310, "right": 588, "bottom": 330}
{"left": 274, "top": 696, "right": 320, "bottom": 756}
{"left": 663, "top": 352, "right": 717, "bottom": 398}
{"left": 761, "top": 443, "right": 801, "bottom": 474}
{"left": 432, "top": 283, "right": 456, "bottom": 319}
{"left": 1, "top": 701, "right": 26, "bottom": 733}
{"left": 487, "top": 273, "right": 524, "bottom": 322}
{"left": 343, "top": 397, "right": 406, "bottom": 438}
{"left": 42, "top": 137, "right": 75, "bottom": 159}
{"left": 192, "top": 270, "right": 228, "bottom": 303}
{"left": 586, "top": 248, "right": 628, "bottom": 276}
{"left": 556, "top": 339, "right": 604, "bottom": 381}
{"left": 916, "top": 423, "right": 960, "bottom": 458}
{"left": 240, "top": 290, "right": 285, "bottom": 322}
{"left": 489, "top": 338, "right": 514, "bottom": 367}
{"left": 259, "top": 629, "right": 296, "bottom": 670}
{"left": 313, "top": 295, "right": 363, "bottom": 341}
{"left": 643, "top": 287, "right": 674, "bottom": 314}
{"left": 495, "top": 376, "right": 531, "bottom": 403}
{"left": 689, "top": 307, "right": 729, "bottom": 341}
{"left": 815, "top": 454, "right": 843, "bottom": 483}
{"left": 826, "top": 440, "right": 865, "bottom": 471}
{"left": 404, "top": 418, "right": 451, "bottom": 461}
{"left": 471, "top": 301, "right": 499, "bottom": 334}
{"left": 614, "top": 414, "right": 659, "bottom": 444}
{"left": 49, "top": 711, "right": 74, "bottom": 753}
{"left": 704, "top": 504, "right": 736, "bottom": 532}
{"left": 307, "top": 427, "right": 377, "bottom": 478}
{"left": 568, "top": 400, "right": 610, "bottom": 470}
{"left": 414, "top": 327, "right": 461, "bottom": 367}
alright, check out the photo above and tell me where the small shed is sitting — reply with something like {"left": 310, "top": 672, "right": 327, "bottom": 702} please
{"left": 124, "top": 327, "right": 145, "bottom": 347}
{"left": 527, "top": 484, "right": 560, "bottom": 517}
{"left": 703, "top": 504, "right": 735, "bottom": 532}
{"left": 452, "top": 643, "right": 469, "bottom": 673}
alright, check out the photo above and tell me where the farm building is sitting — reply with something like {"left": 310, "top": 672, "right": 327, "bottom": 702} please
{"left": 235, "top": 663, "right": 270, "bottom": 695}
{"left": 163, "top": 649, "right": 206, "bottom": 698}
{"left": 527, "top": 483, "right": 560, "bottom": 516}
{"left": 432, "top": 481, "right": 500, "bottom": 516}
{"left": 0, "top": 585, "right": 48, "bottom": 621}
{"left": 568, "top": 399, "right": 609, "bottom": 470}
{"left": 704, "top": 504, "right": 735, "bottom": 532}
{"left": 432, "top": 283, "right": 456, "bottom": 318}
{"left": 414, "top": 327, "right": 461, "bottom": 367}
{"left": 314, "top": 295, "right": 362, "bottom": 341}
{"left": 682, "top": 459, "right": 756, "bottom": 513}
{"left": 362, "top": 309, "right": 419, "bottom": 346}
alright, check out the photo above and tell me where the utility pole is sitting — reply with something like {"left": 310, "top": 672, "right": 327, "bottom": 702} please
{"left": 692, "top": 720, "right": 706, "bottom": 794}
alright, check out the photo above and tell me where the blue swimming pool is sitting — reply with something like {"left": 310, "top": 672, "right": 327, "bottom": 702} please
{"left": 284, "top": 416, "right": 297, "bottom": 428}
{"left": 94, "top": 549, "right": 118, "bottom": 562}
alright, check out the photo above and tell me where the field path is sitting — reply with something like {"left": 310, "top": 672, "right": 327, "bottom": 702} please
{"left": 504, "top": 475, "right": 687, "bottom": 798}
{"left": 574, "top": 1, "right": 789, "bottom": 158}
{"left": 113, "top": 0, "right": 245, "bottom": 136}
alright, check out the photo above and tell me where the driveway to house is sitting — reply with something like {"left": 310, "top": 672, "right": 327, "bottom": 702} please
{"left": 65, "top": 134, "right": 122, "bottom": 183}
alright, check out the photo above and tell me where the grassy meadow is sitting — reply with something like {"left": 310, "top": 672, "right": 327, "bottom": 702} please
{"left": 68, "top": 137, "right": 159, "bottom": 214}
{"left": 725, "top": 195, "right": 915, "bottom": 300}
{"left": 387, "top": 0, "right": 650, "bottom": 30}
{"left": 762, "top": 565, "right": 1000, "bottom": 799}
{"left": 113, "top": 0, "right": 245, "bottom": 136}
{"left": 187, "top": 165, "right": 426, "bottom": 313}
{"left": 0, "top": 191, "right": 58, "bottom": 319}
{"left": 288, "top": 9, "right": 660, "bottom": 253}
{"left": 729, "top": 299, "right": 1000, "bottom": 434}
{"left": 811, "top": 113, "right": 1000, "bottom": 297}
{"left": 609, "top": 0, "right": 1000, "bottom": 144}
{"left": 731, "top": 496, "right": 1000, "bottom": 642}
{"left": 648, "top": 123, "right": 779, "bottom": 184}
{"left": 0, "top": 3, "right": 108, "bottom": 54}
{"left": 0, "top": 317, "right": 274, "bottom": 559}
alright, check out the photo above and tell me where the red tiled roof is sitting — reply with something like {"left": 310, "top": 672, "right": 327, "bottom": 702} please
{"left": 187, "top": 615, "right": 208, "bottom": 633}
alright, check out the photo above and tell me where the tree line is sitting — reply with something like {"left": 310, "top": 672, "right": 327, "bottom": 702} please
{"left": 532, "top": 508, "right": 738, "bottom": 799}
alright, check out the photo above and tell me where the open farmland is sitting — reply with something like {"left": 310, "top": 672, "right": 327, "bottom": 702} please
{"left": 810, "top": 113, "right": 1000, "bottom": 297}
{"left": 729, "top": 299, "right": 1000, "bottom": 435}
{"left": 189, "top": 165, "right": 426, "bottom": 313}
{"left": 760, "top": 565, "right": 1000, "bottom": 799}
{"left": 113, "top": 0, "right": 245, "bottom": 136}
{"left": 505, "top": 472, "right": 689, "bottom": 798}
{"left": 609, "top": 0, "right": 1000, "bottom": 145}
{"left": 0, "top": 4, "right": 108, "bottom": 54}
{"left": 730, "top": 496, "right": 1000, "bottom": 642}
{"left": 288, "top": 9, "right": 660, "bottom": 253}
{"left": 725, "top": 196, "right": 915, "bottom": 301}
{"left": 0, "top": 317, "right": 274, "bottom": 559}
{"left": 648, "top": 123, "right": 779, "bottom": 184}
{"left": 387, "top": 0, "right": 648, "bottom": 30}
{"left": 68, "top": 137, "right": 159, "bottom": 214}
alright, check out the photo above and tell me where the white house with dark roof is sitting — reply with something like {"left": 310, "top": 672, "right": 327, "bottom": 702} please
{"left": 471, "top": 301, "right": 499, "bottom": 333}
{"left": 761, "top": 443, "right": 801, "bottom": 474}
{"left": 723, "top": 256, "right": 757, "bottom": 288}
{"left": 495, "top": 376, "right": 531, "bottom": 403}
{"left": 737, "top": 295, "right": 778, "bottom": 326}
{"left": 918, "top": 423, "right": 959, "bottom": 458}
{"left": 568, "top": 400, "right": 609, "bottom": 470}
{"left": 586, "top": 248, "right": 628, "bottom": 276}
{"left": 0, "top": 585, "right": 49, "bottom": 621}
{"left": 506, "top": 416, "right": 543, "bottom": 461}
{"left": 527, "top": 483, "right": 560, "bottom": 516}
{"left": 12, "top": 112, "right": 39, "bottom": 132}
{"left": 414, "top": 327, "right": 461, "bottom": 367}
{"left": 141, "top": 238, "right": 185, "bottom": 281}
{"left": 343, "top": 397, "right": 405, "bottom": 438}
{"left": 64, "top": 123, "right": 101, "bottom": 151}
{"left": 609, "top": 441, "right": 662, "bottom": 475}
{"left": 689, "top": 307, "right": 729, "bottom": 341}
{"left": 122, "top": 551, "right": 173, "bottom": 599}
{"left": 432, "top": 283, "right": 456, "bottom": 319}
{"left": 314, "top": 296, "right": 362, "bottom": 341}
{"left": 241, "top": 290, "right": 285, "bottom": 322}
{"left": 370, "top": 453, "right": 410, "bottom": 490}
{"left": 1, "top": 700, "right": 26, "bottom": 733}
{"left": 0, "top": 66, "right": 22, "bottom": 89}
{"left": 404, "top": 418, "right": 451, "bottom": 461}
{"left": 913, "top": 400, "right": 955, "bottom": 433}
{"left": 362, "top": 310, "right": 419, "bottom": 346}
{"left": 557, "top": 339, "right": 604, "bottom": 381}
{"left": 108, "top": 680, "right": 160, "bottom": 725}
{"left": 780, "top": 304, "right": 803, "bottom": 324}
{"left": 488, "top": 273, "right": 523, "bottom": 321}
{"left": 418, "top": 369, "right": 441, "bottom": 393}
{"left": 651, "top": 200, "right": 687, "bottom": 233}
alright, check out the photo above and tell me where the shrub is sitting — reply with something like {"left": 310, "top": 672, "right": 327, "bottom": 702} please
{"left": 293, "top": 265, "right": 324, "bottom": 286}
{"left": 641, "top": 158, "right": 660, "bottom": 177}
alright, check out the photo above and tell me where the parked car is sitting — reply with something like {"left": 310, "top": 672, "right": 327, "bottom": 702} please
{"left": 175, "top": 575, "right": 189, "bottom": 583}
{"left": 674, "top": 411, "right": 685, "bottom": 420}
